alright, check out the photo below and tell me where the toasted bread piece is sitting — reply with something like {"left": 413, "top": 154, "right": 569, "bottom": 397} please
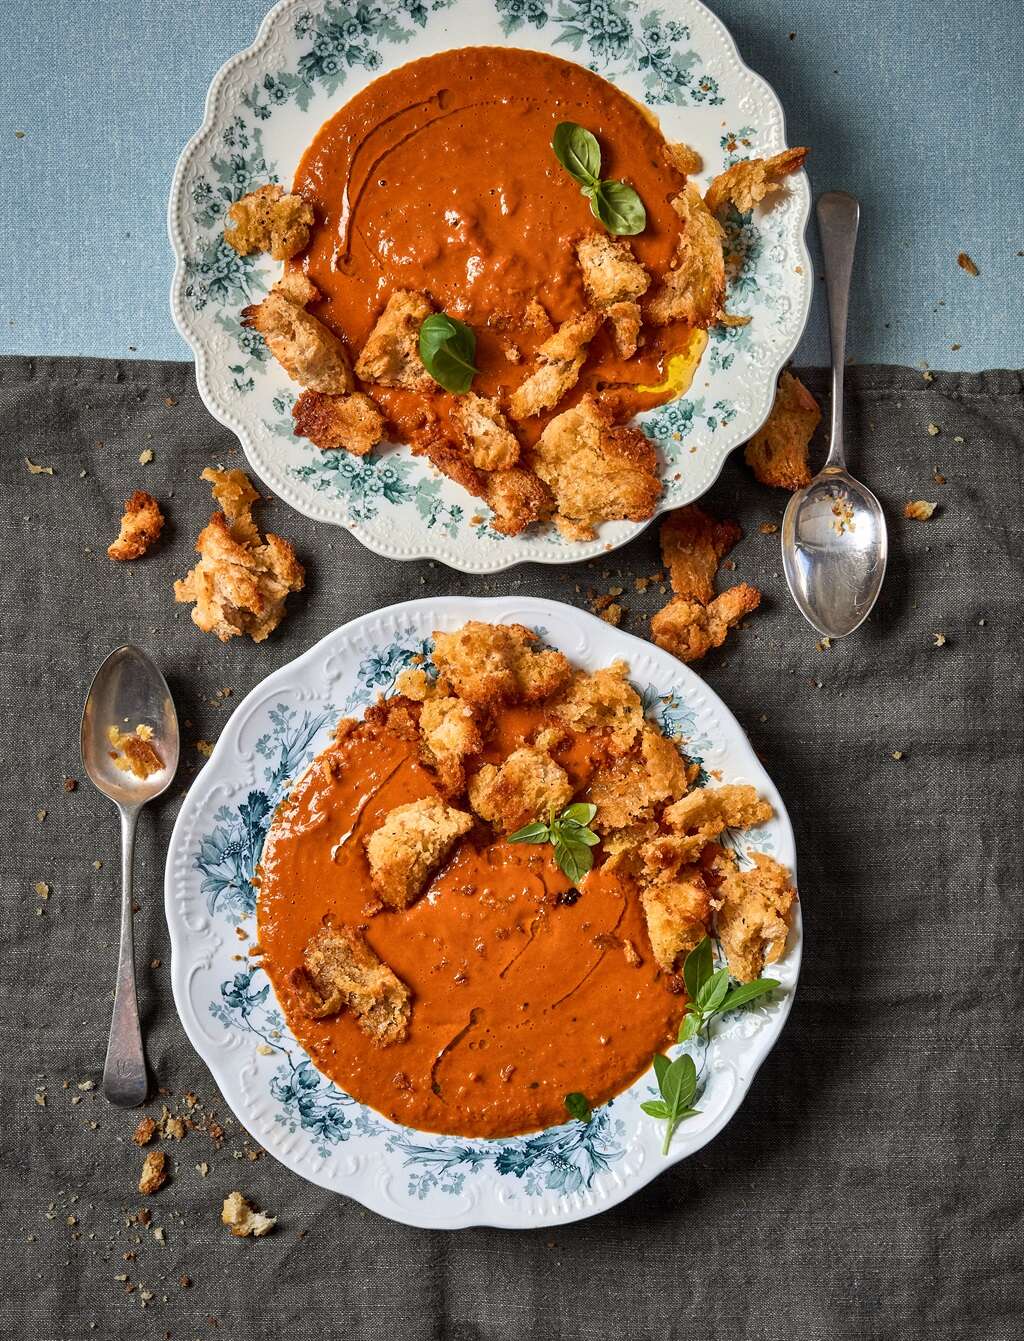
{"left": 651, "top": 584, "right": 761, "bottom": 663}
{"left": 663, "top": 141, "right": 703, "bottom": 175}
{"left": 641, "top": 871, "right": 711, "bottom": 972}
{"left": 468, "top": 747, "right": 573, "bottom": 833}
{"left": 242, "top": 274, "right": 353, "bottom": 394}
{"left": 715, "top": 851, "right": 795, "bottom": 982}
{"left": 419, "top": 695, "right": 482, "bottom": 795}
{"left": 660, "top": 504, "right": 742, "bottom": 604}
{"left": 292, "top": 925, "right": 411, "bottom": 1045}
{"left": 364, "top": 796, "right": 473, "bottom": 909}
{"left": 575, "top": 234, "right": 650, "bottom": 354}
{"left": 484, "top": 467, "right": 554, "bottom": 536}
{"left": 704, "top": 147, "right": 808, "bottom": 216}
{"left": 532, "top": 394, "right": 661, "bottom": 540}
{"left": 605, "top": 299, "right": 643, "bottom": 359}
{"left": 642, "top": 784, "right": 774, "bottom": 876}
{"left": 646, "top": 184, "right": 726, "bottom": 328}
{"left": 551, "top": 659, "right": 644, "bottom": 756}
{"left": 744, "top": 372, "right": 820, "bottom": 491}
{"left": 107, "top": 725, "right": 163, "bottom": 780}
{"left": 354, "top": 290, "right": 433, "bottom": 389}
{"left": 432, "top": 621, "right": 571, "bottom": 708}
{"left": 221, "top": 1191, "right": 277, "bottom": 1238}
{"left": 413, "top": 431, "right": 488, "bottom": 499}
{"left": 292, "top": 389, "right": 384, "bottom": 456}
{"left": 904, "top": 500, "right": 937, "bottom": 521}
{"left": 108, "top": 490, "right": 164, "bottom": 561}
{"left": 455, "top": 393, "right": 520, "bottom": 470}
{"left": 138, "top": 1150, "right": 168, "bottom": 1195}
{"left": 589, "top": 722, "right": 691, "bottom": 832}
{"left": 223, "top": 183, "right": 314, "bottom": 260}
{"left": 174, "top": 469, "right": 304, "bottom": 643}
{"left": 508, "top": 310, "right": 602, "bottom": 420}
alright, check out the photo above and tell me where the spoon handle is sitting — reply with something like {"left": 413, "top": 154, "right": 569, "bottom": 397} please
{"left": 816, "top": 191, "right": 861, "bottom": 471}
{"left": 103, "top": 806, "right": 148, "bottom": 1107}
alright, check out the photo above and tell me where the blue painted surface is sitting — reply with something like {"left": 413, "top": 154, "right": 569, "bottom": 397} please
{"left": 1, "top": 0, "right": 1021, "bottom": 367}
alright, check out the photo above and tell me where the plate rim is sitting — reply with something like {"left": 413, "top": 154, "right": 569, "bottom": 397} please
{"left": 164, "top": 595, "right": 801, "bottom": 1229}
{"left": 166, "top": 0, "right": 813, "bottom": 574}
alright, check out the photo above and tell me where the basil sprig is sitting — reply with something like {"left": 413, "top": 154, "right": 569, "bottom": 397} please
{"left": 564, "top": 1091, "right": 593, "bottom": 1123}
{"left": 418, "top": 312, "right": 479, "bottom": 394}
{"left": 641, "top": 1054, "right": 699, "bottom": 1155}
{"left": 678, "top": 936, "right": 779, "bottom": 1044}
{"left": 508, "top": 801, "right": 600, "bottom": 886}
{"left": 551, "top": 122, "right": 647, "bottom": 237}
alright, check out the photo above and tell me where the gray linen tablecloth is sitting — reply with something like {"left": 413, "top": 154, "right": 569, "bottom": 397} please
{"left": 1, "top": 356, "right": 1021, "bottom": 1340}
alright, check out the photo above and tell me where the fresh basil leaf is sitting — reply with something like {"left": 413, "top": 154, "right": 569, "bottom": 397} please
{"left": 683, "top": 937, "right": 713, "bottom": 1002}
{"left": 564, "top": 1091, "right": 592, "bottom": 1123}
{"left": 675, "top": 1107, "right": 701, "bottom": 1120}
{"left": 697, "top": 966, "right": 731, "bottom": 1015}
{"left": 552, "top": 121, "right": 601, "bottom": 187}
{"left": 418, "top": 312, "right": 479, "bottom": 394}
{"left": 555, "top": 821, "right": 600, "bottom": 846}
{"left": 554, "top": 838, "right": 593, "bottom": 885}
{"left": 507, "top": 821, "right": 551, "bottom": 844}
{"left": 562, "top": 802, "right": 598, "bottom": 827}
{"left": 719, "top": 978, "right": 780, "bottom": 1014}
{"left": 652, "top": 1052, "right": 671, "bottom": 1088}
{"left": 661, "top": 1053, "right": 697, "bottom": 1110}
{"left": 591, "top": 179, "right": 646, "bottom": 237}
{"left": 640, "top": 1100, "right": 670, "bottom": 1119}
{"left": 677, "top": 1011, "right": 702, "bottom": 1044}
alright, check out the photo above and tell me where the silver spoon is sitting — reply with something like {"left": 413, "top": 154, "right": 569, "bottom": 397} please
{"left": 81, "top": 646, "right": 179, "bottom": 1107}
{"left": 782, "top": 191, "right": 888, "bottom": 637}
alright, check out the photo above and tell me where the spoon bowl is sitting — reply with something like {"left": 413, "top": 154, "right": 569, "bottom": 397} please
{"left": 782, "top": 466, "right": 888, "bottom": 638}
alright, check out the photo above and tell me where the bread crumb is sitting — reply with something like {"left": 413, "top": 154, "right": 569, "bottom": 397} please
{"left": 904, "top": 500, "right": 936, "bottom": 521}
{"left": 221, "top": 1191, "right": 276, "bottom": 1238}
{"left": 957, "top": 252, "right": 980, "bottom": 276}
{"left": 931, "top": 632, "right": 947, "bottom": 647}
{"left": 25, "top": 457, "right": 54, "bottom": 475}
{"left": 138, "top": 1150, "right": 168, "bottom": 1195}
{"left": 133, "top": 1117, "right": 157, "bottom": 1146}
{"left": 195, "top": 740, "right": 213, "bottom": 758}
{"left": 927, "top": 423, "right": 940, "bottom": 436}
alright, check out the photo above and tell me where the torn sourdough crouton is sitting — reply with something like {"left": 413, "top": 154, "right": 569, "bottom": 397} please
{"left": 531, "top": 394, "right": 661, "bottom": 541}
{"left": 354, "top": 289, "right": 433, "bottom": 389}
{"left": 138, "top": 1150, "right": 168, "bottom": 1195}
{"left": 173, "top": 468, "right": 304, "bottom": 643}
{"left": 291, "top": 925, "right": 411, "bottom": 1045}
{"left": 221, "top": 1191, "right": 277, "bottom": 1238}
{"left": 575, "top": 233, "right": 650, "bottom": 358}
{"left": 432, "top": 621, "right": 571, "bottom": 707}
{"left": 714, "top": 851, "right": 795, "bottom": 982}
{"left": 418, "top": 695, "right": 482, "bottom": 795}
{"left": 643, "top": 784, "right": 774, "bottom": 876}
{"left": 291, "top": 389, "right": 384, "bottom": 456}
{"left": 641, "top": 871, "right": 712, "bottom": 973}
{"left": 108, "top": 490, "right": 164, "bottom": 561}
{"left": 704, "top": 147, "right": 808, "bottom": 216}
{"left": 223, "top": 183, "right": 314, "bottom": 260}
{"left": 454, "top": 393, "right": 520, "bottom": 470}
{"left": 508, "top": 310, "right": 603, "bottom": 419}
{"left": 242, "top": 272, "right": 354, "bottom": 394}
{"left": 467, "top": 747, "right": 574, "bottom": 833}
{"left": 744, "top": 371, "right": 821, "bottom": 491}
{"left": 588, "top": 723, "right": 692, "bottom": 832}
{"left": 660, "top": 504, "right": 742, "bottom": 604}
{"left": 484, "top": 468, "right": 554, "bottom": 536}
{"left": 550, "top": 659, "right": 644, "bottom": 756}
{"left": 646, "top": 184, "right": 726, "bottom": 328}
{"left": 364, "top": 796, "right": 473, "bottom": 909}
{"left": 651, "top": 585, "right": 762, "bottom": 663}
{"left": 662, "top": 141, "right": 703, "bottom": 175}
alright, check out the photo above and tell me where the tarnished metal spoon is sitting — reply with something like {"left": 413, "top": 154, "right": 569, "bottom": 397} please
{"left": 782, "top": 191, "right": 888, "bottom": 637}
{"left": 81, "top": 646, "right": 179, "bottom": 1107}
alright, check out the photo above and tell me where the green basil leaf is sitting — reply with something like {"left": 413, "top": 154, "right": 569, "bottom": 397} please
{"left": 418, "top": 312, "right": 479, "bottom": 394}
{"left": 676, "top": 1107, "right": 701, "bottom": 1119}
{"left": 507, "top": 821, "right": 550, "bottom": 845}
{"left": 661, "top": 1053, "right": 696, "bottom": 1111}
{"left": 719, "top": 978, "right": 780, "bottom": 1014}
{"left": 555, "top": 822, "right": 600, "bottom": 847}
{"left": 652, "top": 1052, "right": 671, "bottom": 1089}
{"left": 591, "top": 179, "right": 646, "bottom": 237}
{"left": 554, "top": 837, "right": 593, "bottom": 885}
{"left": 564, "top": 1091, "right": 592, "bottom": 1123}
{"left": 697, "top": 966, "right": 731, "bottom": 1015}
{"left": 552, "top": 121, "right": 601, "bottom": 187}
{"left": 677, "top": 1012, "right": 702, "bottom": 1044}
{"left": 683, "top": 937, "right": 713, "bottom": 1002}
{"left": 640, "top": 1100, "right": 670, "bottom": 1119}
{"left": 562, "top": 802, "right": 598, "bottom": 827}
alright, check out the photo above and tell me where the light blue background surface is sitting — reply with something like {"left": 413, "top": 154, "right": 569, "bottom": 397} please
{"left": 1, "top": 0, "right": 1021, "bottom": 368}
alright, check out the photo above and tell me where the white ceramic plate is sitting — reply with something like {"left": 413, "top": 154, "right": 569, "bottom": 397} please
{"left": 165, "top": 596, "right": 800, "bottom": 1229}
{"left": 168, "top": 0, "right": 812, "bottom": 573}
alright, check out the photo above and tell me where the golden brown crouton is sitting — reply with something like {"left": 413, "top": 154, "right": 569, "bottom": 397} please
{"left": 715, "top": 852, "right": 795, "bottom": 982}
{"left": 643, "top": 785, "right": 775, "bottom": 876}
{"left": 292, "top": 925, "right": 411, "bottom": 1045}
{"left": 419, "top": 695, "right": 482, "bottom": 795}
{"left": 531, "top": 394, "right": 661, "bottom": 540}
{"left": 508, "top": 310, "right": 603, "bottom": 420}
{"left": 641, "top": 871, "right": 711, "bottom": 972}
{"left": 133, "top": 1116, "right": 157, "bottom": 1146}
{"left": 364, "top": 796, "right": 473, "bottom": 909}
{"left": 223, "top": 183, "right": 314, "bottom": 260}
{"left": 575, "top": 235, "right": 650, "bottom": 356}
{"left": 292, "top": 389, "right": 384, "bottom": 456}
{"left": 550, "top": 660, "right": 644, "bottom": 756}
{"left": 904, "top": 500, "right": 937, "bottom": 521}
{"left": 651, "top": 585, "right": 761, "bottom": 663}
{"left": 605, "top": 300, "right": 643, "bottom": 359}
{"left": 108, "top": 490, "right": 164, "bottom": 561}
{"left": 174, "top": 469, "right": 304, "bottom": 643}
{"left": 646, "top": 184, "right": 726, "bottom": 328}
{"left": 242, "top": 274, "right": 354, "bottom": 394}
{"left": 221, "top": 1191, "right": 277, "bottom": 1238}
{"left": 484, "top": 468, "right": 554, "bottom": 536}
{"left": 663, "top": 141, "right": 703, "bottom": 175}
{"left": 744, "top": 372, "right": 821, "bottom": 491}
{"left": 432, "top": 622, "right": 571, "bottom": 707}
{"left": 589, "top": 724, "right": 690, "bottom": 832}
{"left": 138, "top": 1150, "right": 168, "bottom": 1195}
{"left": 455, "top": 393, "right": 520, "bottom": 470}
{"left": 468, "top": 748, "right": 573, "bottom": 833}
{"left": 704, "top": 147, "right": 808, "bottom": 216}
{"left": 395, "top": 667, "right": 437, "bottom": 701}
{"left": 107, "top": 725, "right": 164, "bottom": 780}
{"left": 660, "top": 504, "right": 743, "bottom": 604}
{"left": 414, "top": 432, "right": 488, "bottom": 500}
{"left": 354, "top": 289, "right": 433, "bottom": 389}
